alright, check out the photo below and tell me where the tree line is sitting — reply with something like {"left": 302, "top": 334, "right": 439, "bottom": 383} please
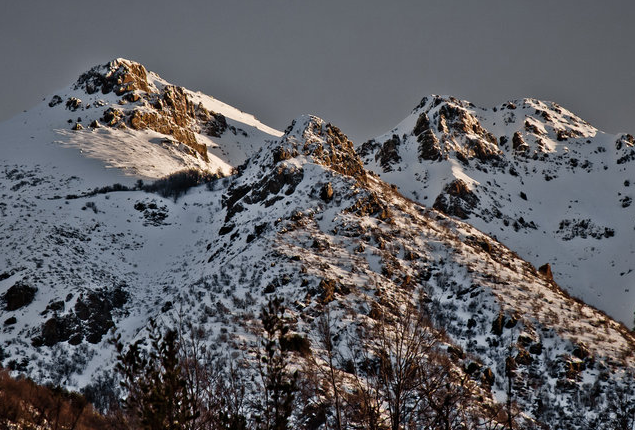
{"left": 105, "top": 294, "right": 510, "bottom": 430}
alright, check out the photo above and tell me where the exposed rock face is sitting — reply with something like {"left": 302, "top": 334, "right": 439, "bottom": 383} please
{"left": 512, "top": 131, "right": 528, "bottom": 151}
{"left": 320, "top": 182, "right": 334, "bottom": 202}
{"left": 279, "top": 116, "right": 366, "bottom": 183}
{"left": 433, "top": 179, "right": 479, "bottom": 219}
{"left": 125, "top": 85, "right": 210, "bottom": 162}
{"left": 538, "top": 263, "right": 554, "bottom": 281}
{"left": 223, "top": 164, "right": 304, "bottom": 224}
{"left": 31, "top": 285, "right": 128, "bottom": 347}
{"left": 74, "top": 59, "right": 152, "bottom": 95}
{"left": 2, "top": 282, "right": 37, "bottom": 311}
{"left": 438, "top": 103, "right": 497, "bottom": 146}
{"left": 375, "top": 134, "right": 402, "bottom": 171}
{"left": 73, "top": 59, "right": 211, "bottom": 162}
{"left": 102, "top": 107, "right": 124, "bottom": 127}
{"left": 65, "top": 97, "right": 82, "bottom": 111}
{"left": 48, "top": 95, "right": 63, "bottom": 107}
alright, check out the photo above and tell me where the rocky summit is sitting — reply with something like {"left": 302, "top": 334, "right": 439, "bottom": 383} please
{"left": 360, "top": 95, "right": 635, "bottom": 325}
{"left": 1, "top": 60, "right": 635, "bottom": 429}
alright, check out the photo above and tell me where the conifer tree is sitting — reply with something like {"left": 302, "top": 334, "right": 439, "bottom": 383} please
{"left": 114, "top": 319, "right": 198, "bottom": 429}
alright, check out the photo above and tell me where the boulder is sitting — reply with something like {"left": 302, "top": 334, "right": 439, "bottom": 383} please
{"left": 2, "top": 282, "right": 37, "bottom": 311}
{"left": 538, "top": 263, "right": 553, "bottom": 281}
{"left": 65, "top": 97, "right": 82, "bottom": 111}
{"left": 433, "top": 179, "right": 479, "bottom": 220}
{"left": 320, "top": 182, "right": 334, "bottom": 202}
{"left": 48, "top": 95, "right": 63, "bottom": 107}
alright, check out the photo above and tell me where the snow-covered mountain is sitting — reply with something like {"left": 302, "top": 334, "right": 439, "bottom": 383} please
{"left": 359, "top": 95, "right": 635, "bottom": 325}
{"left": 2, "top": 61, "right": 635, "bottom": 428}
{"left": 0, "top": 58, "right": 281, "bottom": 188}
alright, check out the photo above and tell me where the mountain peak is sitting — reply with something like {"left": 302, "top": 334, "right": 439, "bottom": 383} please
{"left": 275, "top": 115, "right": 366, "bottom": 182}
{"left": 73, "top": 58, "right": 156, "bottom": 96}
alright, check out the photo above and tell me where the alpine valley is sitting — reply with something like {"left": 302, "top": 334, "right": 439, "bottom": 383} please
{"left": 1, "top": 59, "right": 635, "bottom": 429}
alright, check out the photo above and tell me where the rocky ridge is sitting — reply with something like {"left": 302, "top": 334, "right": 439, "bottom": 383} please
{"left": 359, "top": 95, "right": 635, "bottom": 325}
{"left": 1, "top": 63, "right": 635, "bottom": 428}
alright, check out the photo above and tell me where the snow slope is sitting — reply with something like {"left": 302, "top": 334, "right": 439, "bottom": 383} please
{"left": 359, "top": 95, "right": 635, "bottom": 325}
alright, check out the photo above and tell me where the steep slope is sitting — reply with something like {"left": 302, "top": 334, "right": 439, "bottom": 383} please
{"left": 359, "top": 95, "right": 635, "bottom": 325}
{"left": 0, "top": 58, "right": 281, "bottom": 190}
{"left": 2, "top": 100, "right": 635, "bottom": 427}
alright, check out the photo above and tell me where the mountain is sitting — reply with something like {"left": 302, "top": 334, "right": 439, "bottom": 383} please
{"left": 1, "top": 61, "right": 635, "bottom": 428}
{"left": 359, "top": 95, "right": 635, "bottom": 325}
{"left": 0, "top": 58, "right": 281, "bottom": 189}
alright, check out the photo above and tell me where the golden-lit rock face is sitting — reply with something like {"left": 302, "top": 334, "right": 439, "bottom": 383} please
{"left": 76, "top": 59, "right": 217, "bottom": 162}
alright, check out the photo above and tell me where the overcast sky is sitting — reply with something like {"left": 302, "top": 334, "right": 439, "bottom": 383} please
{"left": 0, "top": 1, "right": 633, "bottom": 143}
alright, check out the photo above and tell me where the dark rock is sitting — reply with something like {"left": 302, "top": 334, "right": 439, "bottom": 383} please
{"left": 102, "top": 107, "right": 123, "bottom": 126}
{"left": 616, "top": 133, "right": 635, "bottom": 150}
{"left": 512, "top": 132, "right": 527, "bottom": 151}
{"left": 89, "top": 120, "right": 101, "bottom": 128}
{"left": 438, "top": 104, "right": 497, "bottom": 146}
{"left": 273, "top": 146, "right": 294, "bottom": 163}
{"left": 74, "top": 59, "right": 152, "bottom": 96}
{"left": 123, "top": 92, "right": 141, "bottom": 103}
{"left": 433, "top": 179, "right": 479, "bottom": 220}
{"left": 218, "top": 224, "right": 235, "bottom": 235}
{"left": 491, "top": 312, "right": 505, "bottom": 336}
{"left": 413, "top": 112, "right": 431, "bottom": 136}
{"left": 572, "top": 344, "right": 590, "bottom": 360}
{"left": 223, "top": 165, "right": 304, "bottom": 222}
{"left": 204, "top": 111, "right": 228, "bottom": 138}
{"left": 65, "top": 97, "right": 82, "bottom": 111}
{"left": 517, "top": 334, "right": 533, "bottom": 346}
{"left": 280, "top": 118, "right": 366, "bottom": 183}
{"left": 505, "top": 356, "right": 517, "bottom": 374}
{"left": 466, "top": 361, "right": 481, "bottom": 375}
{"left": 375, "top": 134, "right": 401, "bottom": 171}
{"left": 447, "top": 345, "right": 465, "bottom": 360}
{"left": 320, "top": 182, "right": 334, "bottom": 202}
{"left": 564, "top": 359, "right": 585, "bottom": 379}
{"left": 515, "top": 348, "right": 533, "bottom": 366}
{"left": 524, "top": 120, "right": 542, "bottom": 135}
{"left": 481, "top": 367, "right": 495, "bottom": 386}
{"left": 538, "top": 263, "right": 553, "bottom": 281}
{"left": 346, "top": 193, "right": 392, "bottom": 221}
{"left": 529, "top": 343, "right": 543, "bottom": 355}
{"left": 48, "top": 95, "right": 63, "bottom": 107}
{"left": 2, "top": 282, "right": 37, "bottom": 311}
{"left": 72, "top": 122, "right": 84, "bottom": 131}
{"left": 46, "top": 300, "right": 65, "bottom": 313}
{"left": 311, "top": 238, "right": 330, "bottom": 251}
{"left": 318, "top": 278, "right": 337, "bottom": 304}
{"left": 417, "top": 129, "right": 441, "bottom": 161}
{"left": 4, "top": 316, "right": 16, "bottom": 326}
{"left": 32, "top": 285, "right": 128, "bottom": 347}
{"left": 504, "top": 315, "right": 518, "bottom": 328}
{"left": 36, "top": 314, "right": 80, "bottom": 347}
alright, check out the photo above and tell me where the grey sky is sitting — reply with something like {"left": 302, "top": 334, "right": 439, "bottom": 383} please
{"left": 1, "top": 1, "right": 633, "bottom": 143}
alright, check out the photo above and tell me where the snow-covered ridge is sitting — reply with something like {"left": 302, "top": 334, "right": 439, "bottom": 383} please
{"left": 3, "top": 61, "right": 635, "bottom": 427}
{"left": 0, "top": 58, "right": 282, "bottom": 186}
{"left": 359, "top": 94, "right": 635, "bottom": 325}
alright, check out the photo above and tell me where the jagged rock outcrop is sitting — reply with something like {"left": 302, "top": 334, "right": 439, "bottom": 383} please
{"left": 70, "top": 59, "right": 225, "bottom": 162}
{"left": 2, "top": 282, "right": 37, "bottom": 311}
{"left": 31, "top": 285, "right": 128, "bottom": 347}
{"left": 433, "top": 179, "right": 479, "bottom": 219}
